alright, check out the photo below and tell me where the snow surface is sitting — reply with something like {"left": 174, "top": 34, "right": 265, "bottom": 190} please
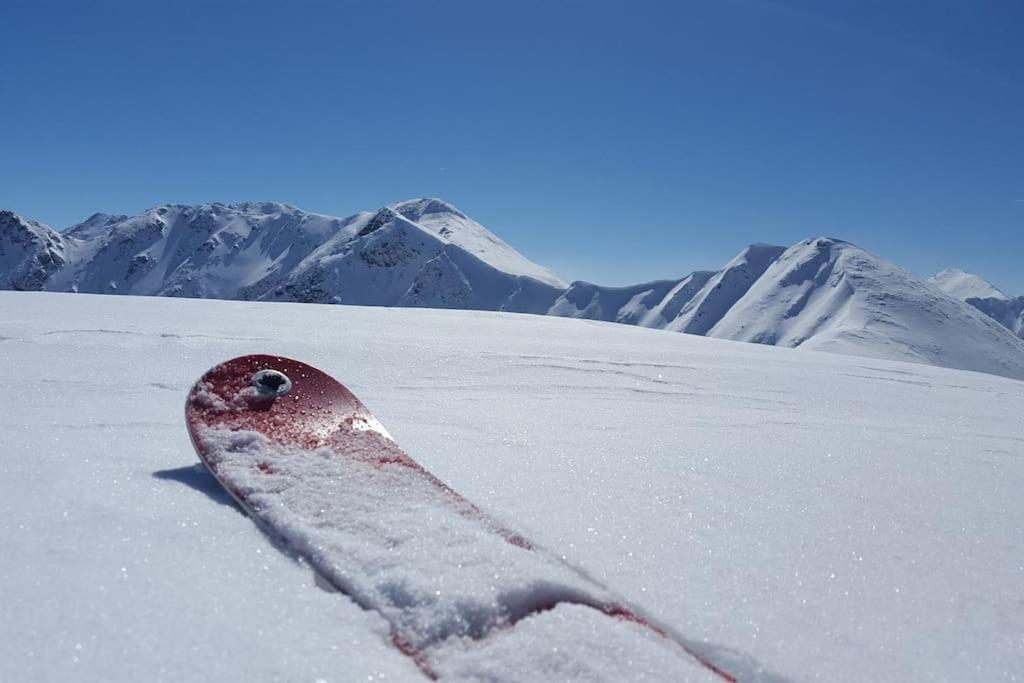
{"left": 196, "top": 426, "right": 719, "bottom": 681}
{"left": 2, "top": 291, "right": 1023, "bottom": 681}
{"left": 929, "top": 268, "right": 1010, "bottom": 302}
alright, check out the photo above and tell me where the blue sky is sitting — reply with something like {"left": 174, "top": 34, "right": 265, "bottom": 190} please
{"left": 3, "top": 0, "right": 1022, "bottom": 290}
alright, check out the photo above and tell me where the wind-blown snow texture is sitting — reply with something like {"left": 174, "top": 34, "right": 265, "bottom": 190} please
{"left": 4, "top": 200, "right": 1024, "bottom": 379}
{"left": 2, "top": 291, "right": 1022, "bottom": 682}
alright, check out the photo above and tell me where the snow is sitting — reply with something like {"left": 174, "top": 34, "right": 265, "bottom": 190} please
{"left": 388, "top": 198, "right": 567, "bottom": 289}
{"left": 430, "top": 604, "right": 718, "bottom": 683}
{"left": 548, "top": 238, "right": 1024, "bottom": 381}
{"left": 2, "top": 290, "right": 1022, "bottom": 682}
{"left": 706, "top": 238, "right": 1024, "bottom": 380}
{"left": 27, "top": 199, "right": 566, "bottom": 313}
{"left": 929, "top": 268, "right": 1010, "bottom": 302}
{"left": 666, "top": 244, "right": 787, "bottom": 336}
{"left": 49, "top": 202, "right": 354, "bottom": 299}
{"left": 967, "top": 295, "right": 1024, "bottom": 340}
{"left": 548, "top": 279, "right": 683, "bottom": 325}
{"left": 195, "top": 426, "right": 605, "bottom": 650}
{"left": 929, "top": 269, "right": 1024, "bottom": 341}
{"left": 0, "top": 211, "right": 66, "bottom": 291}
{"left": 6, "top": 200, "right": 1024, "bottom": 380}
{"left": 196, "top": 426, "right": 718, "bottom": 681}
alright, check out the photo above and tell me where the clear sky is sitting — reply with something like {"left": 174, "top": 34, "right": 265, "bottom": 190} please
{"left": 3, "top": 0, "right": 1022, "bottom": 291}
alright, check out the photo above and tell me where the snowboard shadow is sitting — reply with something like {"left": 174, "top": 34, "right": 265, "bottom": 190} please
{"left": 153, "top": 464, "right": 242, "bottom": 512}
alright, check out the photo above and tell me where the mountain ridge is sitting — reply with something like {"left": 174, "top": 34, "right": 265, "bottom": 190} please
{"left": 929, "top": 267, "right": 1024, "bottom": 342}
{"left": 3, "top": 199, "right": 1024, "bottom": 380}
{"left": 929, "top": 268, "right": 1010, "bottom": 302}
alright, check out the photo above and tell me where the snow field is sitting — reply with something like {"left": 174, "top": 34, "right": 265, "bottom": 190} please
{"left": 1, "top": 290, "right": 1023, "bottom": 682}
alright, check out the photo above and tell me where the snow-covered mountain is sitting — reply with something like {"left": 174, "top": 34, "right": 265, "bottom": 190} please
{"left": 7, "top": 199, "right": 566, "bottom": 312}
{"left": 963, "top": 295, "right": 1024, "bottom": 339}
{"left": 0, "top": 210, "right": 66, "bottom": 291}
{"left": 928, "top": 268, "right": 1024, "bottom": 340}
{"left": 547, "top": 276, "right": 708, "bottom": 327}
{"left": 257, "top": 201, "right": 565, "bottom": 313}
{"left": 547, "top": 245, "right": 788, "bottom": 336}
{"left": 706, "top": 239, "right": 1024, "bottom": 376}
{"left": 4, "top": 199, "right": 1024, "bottom": 379}
{"left": 551, "top": 237, "right": 1024, "bottom": 380}
{"left": 47, "top": 202, "right": 346, "bottom": 299}
{"left": 928, "top": 268, "right": 1009, "bottom": 302}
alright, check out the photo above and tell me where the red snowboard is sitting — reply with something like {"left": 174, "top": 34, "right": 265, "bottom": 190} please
{"left": 186, "top": 354, "right": 735, "bottom": 681}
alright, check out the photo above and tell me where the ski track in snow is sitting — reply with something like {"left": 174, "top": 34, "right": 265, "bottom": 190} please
{"left": 2, "top": 291, "right": 1023, "bottom": 682}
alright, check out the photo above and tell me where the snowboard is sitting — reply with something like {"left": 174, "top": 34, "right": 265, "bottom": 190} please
{"left": 186, "top": 354, "right": 735, "bottom": 682}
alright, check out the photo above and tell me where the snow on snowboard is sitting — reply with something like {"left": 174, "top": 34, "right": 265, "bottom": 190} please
{"left": 186, "top": 354, "right": 735, "bottom": 682}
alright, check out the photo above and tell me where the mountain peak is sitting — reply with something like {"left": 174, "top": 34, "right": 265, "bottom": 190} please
{"left": 65, "top": 212, "right": 129, "bottom": 237}
{"left": 139, "top": 201, "right": 300, "bottom": 218}
{"left": 789, "top": 236, "right": 857, "bottom": 253}
{"left": 929, "top": 268, "right": 1010, "bottom": 302}
{"left": 380, "top": 198, "right": 566, "bottom": 288}
{"left": 226, "top": 201, "right": 299, "bottom": 215}
{"left": 739, "top": 242, "right": 788, "bottom": 261}
{"left": 0, "top": 211, "right": 65, "bottom": 291}
{"left": 0, "top": 210, "right": 54, "bottom": 238}
{"left": 0, "top": 209, "right": 33, "bottom": 230}
{"left": 390, "top": 198, "right": 467, "bottom": 221}
{"left": 357, "top": 206, "right": 404, "bottom": 237}
{"left": 5, "top": 198, "right": 567, "bottom": 301}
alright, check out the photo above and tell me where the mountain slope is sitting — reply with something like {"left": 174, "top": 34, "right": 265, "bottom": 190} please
{"left": 0, "top": 211, "right": 66, "bottom": 291}
{"left": 962, "top": 295, "right": 1024, "bottom": 339}
{"left": 928, "top": 268, "right": 1009, "bottom": 302}
{"left": 927, "top": 268, "right": 1024, "bottom": 341}
{"left": 544, "top": 237, "right": 1024, "bottom": 380}
{"left": 256, "top": 205, "right": 564, "bottom": 313}
{"left": 49, "top": 202, "right": 348, "bottom": 298}
{"left": 3, "top": 200, "right": 1024, "bottom": 379}
{"left": 389, "top": 198, "right": 566, "bottom": 288}
{"left": 548, "top": 278, "right": 690, "bottom": 326}
{"left": 663, "top": 244, "right": 787, "bottom": 334}
{"left": 545, "top": 242, "right": 795, "bottom": 336}
{"left": 705, "top": 238, "right": 1024, "bottom": 379}
{"left": 5, "top": 199, "right": 565, "bottom": 313}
